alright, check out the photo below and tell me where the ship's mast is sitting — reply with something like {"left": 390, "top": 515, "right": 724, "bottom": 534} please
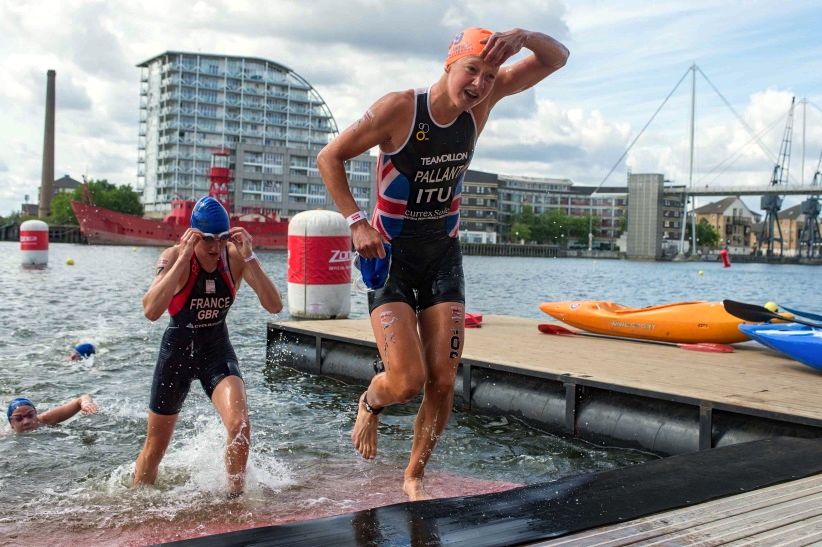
{"left": 209, "top": 148, "right": 233, "bottom": 215}
{"left": 688, "top": 63, "right": 697, "bottom": 256}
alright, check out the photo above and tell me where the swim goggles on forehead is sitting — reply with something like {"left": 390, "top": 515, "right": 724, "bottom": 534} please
{"left": 198, "top": 230, "right": 231, "bottom": 242}
{"left": 353, "top": 243, "right": 392, "bottom": 291}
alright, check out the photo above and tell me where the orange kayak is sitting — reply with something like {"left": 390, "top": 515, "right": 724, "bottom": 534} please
{"left": 539, "top": 301, "right": 750, "bottom": 344}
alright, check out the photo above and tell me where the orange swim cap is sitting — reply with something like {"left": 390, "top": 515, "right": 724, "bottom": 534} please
{"left": 445, "top": 27, "right": 493, "bottom": 68}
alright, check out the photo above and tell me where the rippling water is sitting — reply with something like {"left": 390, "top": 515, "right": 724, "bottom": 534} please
{"left": 1, "top": 241, "right": 818, "bottom": 545}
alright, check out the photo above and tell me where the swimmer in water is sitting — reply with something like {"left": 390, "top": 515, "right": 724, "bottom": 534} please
{"left": 318, "top": 27, "right": 568, "bottom": 500}
{"left": 70, "top": 342, "right": 96, "bottom": 361}
{"left": 6, "top": 395, "right": 98, "bottom": 433}
{"left": 132, "top": 196, "right": 283, "bottom": 497}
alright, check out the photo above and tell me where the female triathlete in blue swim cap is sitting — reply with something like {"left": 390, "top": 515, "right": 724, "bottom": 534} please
{"left": 133, "top": 194, "right": 283, "bottom": 497}
{"left": 6, "top": 395, "right": 97, "bottom": 433}
{"left": 318, "top": 26, "right": 568, "bottom": 500}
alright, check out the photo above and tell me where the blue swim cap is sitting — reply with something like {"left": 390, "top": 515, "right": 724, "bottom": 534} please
{"left": 74, "top": 342, "right": 96, "bottom": 358}
{"left": 7, "top": 398, "right": 35, "bottom": 421}
{"left": 355, "top": 243, "right": 392, "bottom": 290}
{"left": 191, "top": 196, "right": 230, "bottom": 234}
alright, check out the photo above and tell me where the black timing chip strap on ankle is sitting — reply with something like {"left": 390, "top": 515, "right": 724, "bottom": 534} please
{"left": 363, "top": 392, "right": 383, "bottom": 415}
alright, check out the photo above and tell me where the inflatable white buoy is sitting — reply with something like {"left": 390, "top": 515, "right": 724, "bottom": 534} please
{"left": 287, "top": 210, "right": 352, "bottom": 319}
{"left": 20, "top": 219, "right": 49, "bottom": 268}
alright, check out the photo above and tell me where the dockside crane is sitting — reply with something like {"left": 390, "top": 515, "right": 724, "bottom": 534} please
{"left": 757, "top": 96, "right": 795, "bottom": 257}
{"left": 798, "top": 147, "right": 822, "bottom": 258}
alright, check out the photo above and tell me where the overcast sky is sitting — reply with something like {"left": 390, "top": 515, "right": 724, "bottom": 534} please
{"left": 2, "top": 0, "right": 821, "bottom": 215}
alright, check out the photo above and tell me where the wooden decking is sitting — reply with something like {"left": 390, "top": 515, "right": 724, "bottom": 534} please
{"left": 539, "top": 473, "right": 822, "bottom": 546}
{"left": 273, "top": 314, "right": 822, "bottom": 426}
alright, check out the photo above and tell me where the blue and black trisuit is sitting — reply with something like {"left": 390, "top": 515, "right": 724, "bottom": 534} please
{"left": 368, "top": 87, "right": 477, "bottom": 313}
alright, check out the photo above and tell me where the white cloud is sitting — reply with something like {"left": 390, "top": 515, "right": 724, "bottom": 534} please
{"left": 1, "top": 0, "right": 821, "bottom": 217}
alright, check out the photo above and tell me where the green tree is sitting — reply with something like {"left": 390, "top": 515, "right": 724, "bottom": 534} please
{"left": 510, "top": 221, "right": 531, "bottom": 242}
{"left": 539, "top": 209, "right": 567, "bottom": 244}
{"left": 617, "top": 215, "right": 627, "bottom": 235}
{"left": 85, "top": 180, "right": 143, "bottom": 215}
{"left": 568, "top": 214, "right": 593, "bottom": 240}
{"left": 509, "top": 207, "right": 601, "bottom": 247}
{"left": 1, "top": 210, "right": 22, "bottom": 224}
{"left": 45, "top": 179, "right": 143, "bottom": 225}
{"left": 686, "top": 218, "right": 721, "bottom": 249}
{"left": 49, "top": 192, "right": 76, "bottom": 224}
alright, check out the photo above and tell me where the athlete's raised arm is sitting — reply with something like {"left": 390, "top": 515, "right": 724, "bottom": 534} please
{"left": 38, "top": 394, "right": 97, "bottom": 426}
{"left": 228, "top": 227, "right": 283, "bottom": 314}
{"left": 142, "top": 229, "right": 199, "bottom": 321}
{"left": 482, "top": 28, "right": 569, "bottom": 110}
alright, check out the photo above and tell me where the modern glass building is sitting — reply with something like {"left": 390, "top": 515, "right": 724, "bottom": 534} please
{"left": 137, "top": 51, "right": 374, "bottom": 216}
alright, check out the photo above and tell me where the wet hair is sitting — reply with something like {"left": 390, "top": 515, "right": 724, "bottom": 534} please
{"left": 7, "top": 397, "right": 35, "bottom": 421}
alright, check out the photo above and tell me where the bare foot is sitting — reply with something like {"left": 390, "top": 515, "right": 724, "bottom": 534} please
{"left": 403, "top": 477, "right": 433, "bottom": 501}
{"left": 227, "top": 473, "right": 245, "bottom": 498}
{"left": 351, "top": 392, "right": 379, "bottom": 459}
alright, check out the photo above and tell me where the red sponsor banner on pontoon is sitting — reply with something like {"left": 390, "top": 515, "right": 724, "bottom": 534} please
{"left": 288, "top": 235, "right": 352, "bottom": 285}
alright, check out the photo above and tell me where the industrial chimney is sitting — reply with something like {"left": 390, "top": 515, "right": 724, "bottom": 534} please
{"left": 38, "top": 69, "right": 56, "bottom": 218}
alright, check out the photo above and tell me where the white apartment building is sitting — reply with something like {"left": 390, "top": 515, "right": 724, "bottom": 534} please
{"left": 137, "top": 51, "right": 374, "bottom": 217}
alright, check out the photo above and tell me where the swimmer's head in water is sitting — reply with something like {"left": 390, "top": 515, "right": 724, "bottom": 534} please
{"left": 7, "top": 397, "right": 35, "bottom": 422}
{"left": 73, "top": 342, "right": 96, "bottom": 359}
{"left": 445, "top": 27, "right": 493, "bottom": 69}
{"left": 190, "top": 196, "right": 230, "bottom": 235}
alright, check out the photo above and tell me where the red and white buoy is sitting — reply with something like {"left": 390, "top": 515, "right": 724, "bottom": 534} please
{"left": 287, "top": 210, "right": 352, "bottom": 319}
{"left": 20, "top": 219, "right": 49, "bottom": 268}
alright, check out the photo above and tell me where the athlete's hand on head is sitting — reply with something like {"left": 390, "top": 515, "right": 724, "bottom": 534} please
{"left": 229, "top": 227, "right": 254, "bottom": 260}
{"left": 179, "top": 228, "right": 202, "bottom": 259}
{"left": 481, "top": 28, "right": 529, "bottom": 67}
{"left": 351, "top": 222, "right": 387, "bottom": 259}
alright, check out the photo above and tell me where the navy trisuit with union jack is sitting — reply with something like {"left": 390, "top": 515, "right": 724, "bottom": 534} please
{"left": 367, "top": 88, "right": 476, "bottom": 313}
{"left": 149, "top": 249, "right": 242, "bottom": 415}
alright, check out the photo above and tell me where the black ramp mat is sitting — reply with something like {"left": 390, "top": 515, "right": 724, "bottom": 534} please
{"left": 161, "top": 436, "right": 822, "bottom": 547}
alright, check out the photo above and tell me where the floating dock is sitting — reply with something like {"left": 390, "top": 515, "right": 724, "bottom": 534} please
{"left": 168, "top": 437, "right": 822, "bottom": 546}
{"left": 266, "top": 315, "right": 821, "bottom": 456}
{"left": 161, "top": 315, "right": 822, "bottom": 546}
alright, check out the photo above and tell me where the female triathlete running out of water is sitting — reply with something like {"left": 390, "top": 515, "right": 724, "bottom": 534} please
{"left": 132, "top": 196, "right": 282, "bottom": 497}
{"left": 318, "top": 27, "right": 568, "bottom": 500}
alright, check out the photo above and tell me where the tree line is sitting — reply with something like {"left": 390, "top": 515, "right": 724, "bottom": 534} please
{"left": 509, "top": 205, "right": 601, "bottom": 246}
{"left": 1, "top": 180, "right": 143, "bottom": 225}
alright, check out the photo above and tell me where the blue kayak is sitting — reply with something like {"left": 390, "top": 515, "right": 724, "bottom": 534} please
{"left": 739, "top": 323, "right": 822, "bottom": 371}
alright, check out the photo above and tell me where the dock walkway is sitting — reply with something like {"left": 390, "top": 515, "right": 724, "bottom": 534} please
{"left": 167, "top": 437, "right": 822, "bottom": 547}
{"left": 542, "top": 473, "right": 822, "bottom": 546}
{"left": 268, "top": 315, "right": 821, "bottom": 455}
